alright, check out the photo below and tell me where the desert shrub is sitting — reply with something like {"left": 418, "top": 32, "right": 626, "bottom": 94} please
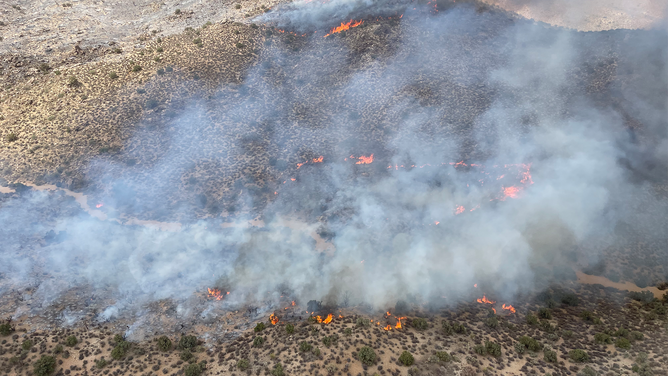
{"left": 526, "top": 313, "right": 538, "bottom": 325}
{"left": 179, "top": 335, "right": 198, "bottom": 350}
{"left": 132, "top": 65, "right": 142, "bottom": 72}
{"left": 111, "top": 340, "right": 130, "bottom": 359}
{"left": 65, "top": 335, "right": 77, "bottom": 347}
{"left": 519, "top": 336, "right": 542, "bottom": 352}
{"left": 546, "top": 299, "right": 557, "bottom": 308}
{"left": 236, "top": 42, "right": 245, "bottom": 48}
{"left": 442, "top": 321, "right": 454, "bottom": 335}
{"left": 580, "top": 310, "right": 594, "bottom": 321}
{"left": 631, "top": 331, "right": 644, "bottom": 341}
{"left": 485, "top": 316, "right": 499, "bottom": 329}
{"left": 654, "top": 305, "right": 667, "bottom": 316}
{"left": 38, "top": 63, "right": 51, "bottom": 73}
{"left": 615, "top": 338, "right": 631, "bottom": 349}
{"left": 108, "top": 71, "right": 118, "bottom": 79}
{"left": 629, "top": 291, "right": 654, "bottom": 303}
{"left": 577, "top": 366, "right": 597, "bottom": 376}
{"left": 299, "top": 341, "right": 312, "bottom": 352}
{"left": 5, "top": 132, "right": 18, "bottom": 142}
{"left": 322, "top": 336, "right": 333, "bottom": 347}
{"left": 157, "top": 336, "right": 172, "bottom": 351}
{"left": 174, "top": 8, "right": 181, "bottom": 14}
{"left": 95, "top": 358, "right": 108, "bottom": 369}
{"left": 412, "top": 318, "right": 428, "bottom": 331}
{"left": 254, "top": 322, "right": 265, "bottom": 332}
{"left": 235, "top": 4, "right": 241, "bottom": 9}
{"left": 183, "top": 362, "right": 204, "bottom": 376}
{"left": 271, "top": 363, "right": 284, "bottom": 376}
{"left": 473, "top": 344, "right": 485, "bottom": 355}
{"left": 514, "top": 342, "right": 526, "bottom": 354}
{"left": 344, "top": 328, "right": 352, "bottom": 336}
{"left": 569, "top": 349, "right": 589, "bottom": 362}
{"left": 538, "top": 308, "right": 552, "bottom": 319}
{"left": 237, "top": 359, "right": 249, "bottom": 370}
{"left": 285, "top": 323, "right": 294, "bottom": 334}
{"left": 561, "top": 294, "right": 580, "bottom": 306}
{"left": 0, "top": 323, "right": 13, "bottom": 335}
{"left": 33, "top": 355, "right": 56, "bottom": 376}
{"left": 312, "top": 347, "right": 321, "bottom": 357}
{"left": 544, "top": 349, "right": 557, "bottom": 363}
{"left": 358, "top": 346, "right": 376, "bottom": 365}
{"left": 435, "top": 351, "right": 450, "bottom": 362}
{"left": 356, "top": 317, "right": 370, "bottom": 328}
{"left": 613, "top": 327, "right": 630, "bottom": 338}
{"left": 67, "top": 76, "right": 80, "bottom": 86}
{"left": 156, "top": 46, "right": 163, "bottom": 53}
{"left": 563, "top": 330, "right": 574, "bottom": 338}
{"left": 145, "top": 98, "right": 158, "bottom": 109}
{"left": 22, "top": 340, "right": 33, "bottom": 350}
{"left": 112, "top": 48, "right": 122, "bottom": 53}
{"left": 180, "top": 350, "right": 193, "bottom": 361}
{"left": 157, "top": 68, "right": 165, "bottom": 75}
{"left": 540, "top": 320, "right": 556, "bottom": 333}
{"left": 53, "top": 345, "right": 63, "bottom": 354}
{"left": 485, "top": 341, "right": 501, "bottom": 357}
{"left": 399, "top": 351, "right": 414, "bottom": 366}
{"left": 253, "top": 336, "right": 265, "bottom": 347}
{"left": 193, "top": 38, "right": 202, "bottom": 45}
{"left": 594, "top": 333, "right": 612, "bottom": 344}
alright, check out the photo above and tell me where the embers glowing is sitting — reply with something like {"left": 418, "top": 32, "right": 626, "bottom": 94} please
{"left": 455, "top": 206, "right": 465, "bottom": 215}
{"left": 355, "top": 154, "right": 374, "bottom": 164}
{"left": 270, "top": 313, "right": 279, "bottom": 325}
{"left": 324, "top": 19, "right": 364, "bottom": 37}
{"left": 207, "top": 288, "right": 229, "bottom": 300}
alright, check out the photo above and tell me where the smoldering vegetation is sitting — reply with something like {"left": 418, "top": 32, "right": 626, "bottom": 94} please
{"left": 0, "top": 0, "right": 667, "bottom": 337}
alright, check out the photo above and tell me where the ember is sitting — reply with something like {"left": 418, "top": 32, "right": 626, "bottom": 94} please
{"left": 355, "top": 154, "right": 374, "bottom": 164}
{"left": 207, "top": 288, "right": 225, "bottom": 300}
{"left": 455, "top": 206, "right": 465, "bottom": 215}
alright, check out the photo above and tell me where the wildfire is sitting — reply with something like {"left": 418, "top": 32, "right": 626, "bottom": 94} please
{"left": 313, "top": 156, "right": 324, "bottom": 163}
{"left": 291, "top": 300, "right": 295, "bottom": 306}
{"left": 396, "top": 317, "right": 406, "bottom": 329}
{"left": 501, "top": 186, "right": 521, "bottom": 200}
{"left": 355, "top": 154, "right": 374, "bottom": 164}
{"left": 383, "top": 325, "right": 392, "bottom": 331}
{"left": 477, "top": 295, "right": 495, "bottom": 305}
{"left": 207, "top": 288, "right": 226, "bottom": 300}
{"left": 270, "top": 313, "right": 279, "bottom": 325}
{"left": 324, "top": 19, "right": 364, "bottom": 37}
{"left": 95, "top": 203, "right": 104, "bottom": 208}
{"left": 455, "top": 205, "right": 465, "bottom": 215}
{"left": 502, "top": 304, "right": 516, "bottom": 314}
{"left": 323, "top": 313, "right": 333, "bottom": 324}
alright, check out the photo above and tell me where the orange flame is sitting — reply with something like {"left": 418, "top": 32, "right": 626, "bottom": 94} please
{"left": 383, "top": 325, "right": 392, "bottom": 331}
{"left": 455, "top": 206, "right": 465, "bottom": 215}
{"left": 95, "top": 203, "right": 104, "bottom": 208}
{"left": 291, "top": 300, "right": 295, "bottom": 306}
{"left": 502, "top": 186, "right": 521, "bottom": 199}
{"left": 356, "top": 154, "right": 374, "bottom": 164}
{"left": 395, "top": 317, "right": 406, "bottom": 329}
{"left": 313, "top": 156, "right": 324, "bottom": 163}
{"left": 474, "top": 284, "right": 478, "bottom": 288}
{"left": 492, "top": 308, "right": 497, "bottom": 314}
{"left": 207, "top": 288, "right": 224, "bottom": 300}
{"left": 477, "top": 295, "right": 495, "bottom": 304}
{"left": 324, "top": 19, "right": 364, "bottom": 37}
{"left": 502, "top": 304, "right": 516, "bottom": 313}
{"left": 338, "top": 314, "right": 343, "bottom": 318}
{"left": 323, "top": 313, "right": 333, "bottom": 324}
{"left": 296, "top": 162, "right": 305, "bottom": 169}
{"left": 270, "top": 313, "right": 279, "bottom": 325}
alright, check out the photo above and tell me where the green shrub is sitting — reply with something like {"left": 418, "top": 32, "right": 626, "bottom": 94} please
{"left": 615, "top": 338, "right": 631, "bottom": 349}
{"left": 95, "top": 358, "right": 108, "bottom": 369}
{"left": 38, "top": 63, "right": 51, "bottom": 73}
{"left": 631, "top": 331, "right": 644, "bottom": 341}
{"left": 485, "top": 316, "right": 498, "bottom": 329}
{"left": 156, "top": 47, "right": 163, "bottom": 53}
{"left": 578, "top": 366, "right": 597, "bottom": 376}
{"left": 253, "top": 336, "right": 265, "bottom": 347}
{"left": 580, "top": 310, "right": 594, "bottom": 321}
{"left": 5, "top": 132, "right": 18, "bottom": 142}
{"left": 179, "top": 335, "right": 198, "bottom": 350}
{"left": 112, "top": 48, "right": 122, "bottom": 54}
{"left": 53, "top": 345, "right": 63, "bottom": 354}
{"left": 358, "top": 346, "right": 376, "bottom": 365}
{"left": 485, "top": 341, "right": 501, "bottom": 357}
{"left": 538, "top": 308, "right": 552, "bottom": 319}
{"left": 235, "top": 42, "right": 245, "bottom": 48}
{"left": 65, "top": 335, "right": 77, "bottom": 347}
{"left": 33, "top": 355, "right": 56, "bottom": 376}
{"left": 322, "top": 336, "right": 333, "bottom": 347}
{"left": 237, "top": 359, "right": 249, "bottom": 370}
{"left": 399, "top": 351, "right": 414, "bottom": 366}
{"left": 344, "top": 328, "right": 352, "bottom": 336}
{"left": 594, "top": 333, "right": 612, "bottom": 344}
{"left": 22, "top": 340, "right": 33, "bottom": 350}
{"left": 108, "top": 71, "right": 118, "bottom": 79}
{"left": 254, "top": 322, "right": 265, "bottom": 332}
{"left": 299, "top": 341, "right": 312, "bottom": 352}
{"left": 234, "top": 4, "right": 241, "bottom": 9}
{"left": 519, "top": 336, "right": 542, "bottom": 352}
{"left": 271, "top": 363, "right": 284, "bottom": 376}
{"left": 544, "top": 349, "right": 557, "bottom": 363}
{"left": 563, "top": 330, "right": 574, "bottom": 338}
{"left": 526, "top": 313, "right": 538, "bottom": 325}
{"left": 435, "top": 351, "right": 450, "bottom": 362}
{"left": 561, "top": 294, "right": 580, "bottom": 306}
{"left": 111, "top": 340, "right": 130, "bottom": 360}
{"left": 184, "top": 362, "right": 204, "bottom": 376}
{"left": 67, "top": 76, "right": 80, "bottom": 87}
{"left": 132, "top": 65, "right": 142, "bottom": 72}
{"left": 157, "top": 336, "right": 172, "bottom": 351}
{"left": 285, "top": 323, "right": 294, "bottom": 334}
{"left": 629, "top": 291, "right": 654, "bottom": 303}
{"left": 193, "top": 38, "right": 202, "bottom": 45}
{"left": 540, "top": 320, "right": 556, "bottom": 333}
{"left": 614, "top": 328, "right": 630, "bottom": 338}
{"left": 514, "top": 342, "right": 526, "bottom": 354}
{"left": 569, "top": 349, "right": 589, "bottom": 362}
{"left": 180, "top": 350, "right": 193, "bottom": 361}
{"left": 312, "top": 347, "right": 321, "bottom": 357}
{"left": 473, "top": 344, "right": 485, "bottom": 355}
{"left": 174, "top": 9, "right": 181, "bottom": 14}
{"left": 412, "top": 318, "right": 428, "bottom": 331}
{"left": 356, "top": 317, "right": 370, "bottom": 328}
{"left": 0, "top": 323, "right": 13, "bottom": 335}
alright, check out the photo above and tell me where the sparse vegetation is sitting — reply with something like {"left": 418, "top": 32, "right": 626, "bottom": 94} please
{"left": 616, "top": 337, "right": 631, "bottom": 349}
{"left": 399, "top": 351, "right": 415, "bottom": 366}
{"left": 526, "top": 313, "right": 539, "bottom": 325}
{"left": 344, "top": 328, "right": 352, "bottom": 336}
{"left": 356, "top": 317, "right": 371, "bottom": 328}
{"left": 157, "top": 336, "right": 172, "bottom": 351}
{"left": 569, "top": 349, "right": 590, "bottom": 362}
{"left": 175, "top": 9, "right": 181, "bottom": 14}
{"left": 485, "top": 316, "right": 499, "bottom": 328}
{"left": 236, "top": 42, "right": 245, "bottom": 48}
{"left": 358, "top": 346, "right": 376, "bottom": 366}
{"left": 95, "top": 358, "right": 108, "bottom": 369}
{"left": 184, "top": 362, "right": 205, "bottom": 376}
{"left": 38, "top": 63, "right": 51, "bottom": 73}
{"left": 594, "top": 332, "right": 612, "bottom": 344}
{"left": 538, "top": 307, "right": 552, "bottom": 319}
{"left": 519, "top": 336, "right": 542, "bottom": 352}
{"left": 485, "top": 341, "right": 501, "bottom": 357}
{"left": 53, "top": 344, "right": 63, "bottom": 354}
{"left": 33, "top": 355, "right": 56, "bottom": 376}
{"left": 435, "top": 351, "right": 450, "bottom": 362}
{"left": 561, "top": 293, "right": 580, "bottom": 306}
{"left": 132, "top": 65, "right": 142, "bottom": 72}
{"left": 271, "top": 363, "right": 285, "bottom": 376}
{"left": 180, "top": 350, "right": 193, "bottom": 361}
{"left": 67, "top": 76, "right": 80, "bottom": 87}
{"left": 235, "top": 4, "right": 241, "bottom": 9}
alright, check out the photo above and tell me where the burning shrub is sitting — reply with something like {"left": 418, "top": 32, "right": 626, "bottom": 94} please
{"left": 237, "top": 359, "right": 249, "bottom": 370}
{"left": 485, "top": 317, "right": 499, "bottom": 329}
{"left": 473, "top": 344, "right": 485, "bottom": 355}
{"left": 180, "top": 350, "right": 193, "bottom": 361}
{"left": 358, "top": 346, "right": 376, "bottom": 366}
{"left": 485, "top": 341, "right": 501, "bottom": 357}
{"left": 184, "top": 362, "right": 205, "bottom": 376}
{"left": 519, "top": 336, "right": 542, "bottom": 352}
{"left": 399, "top": 351, "right": 414, "bottom": 366}
{"left": 412, "top": 318, "right": 428, "bottom": 331}
{"left": 271, "top": 363, "right": 285, "bottom": 376}
{"left": 253, "top": 336, "right": 265, "bottom": 348}
{"left": 569, "top": 349, "right": 589, "bottom": 362}
{"left": 594, "top": 333, "right": 612, "bottom": 344}
{"left": 33, "top": 355, "right": 56, "bottom": 376}
{"left": 179, "top": 335, "right": 199, "bottom": 350}
{"left": 0, "top": 323, "right": 13, "bottom": 335}
{"left": 538, "top": 308, "right": 552, "bottom": 319}
{"left": 356, "top": 317, "right": 370, "bottom": 328}
{"left": 615, "top": 338, "right": 631, "bottom": 349}
{"left": 65, "top": 335, "right": 77, "bottom": 347}
{"left": 395, "top": 300, "right": 409, "bottom": 315}
{"left": 299, "top": 341, "right": 312, "bottom": 352}
{"left": 544, "top": 349, "right": 557, "bottom": 363}
{"left": 561, "top": 294, "right": 580, "bottom": 306}
{"left": 526, "top": 313, "right": 538, "bottom": 325}
{"left": 157, "top": 336, "right": 172, "bottom": 351}
{"left": 22, "top": 340, "right": 33, "bottom": 350}
{"left": 285, "top": 323, "right": 295, "bottom": 334}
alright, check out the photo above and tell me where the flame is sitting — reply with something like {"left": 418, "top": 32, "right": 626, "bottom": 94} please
{"left": 434, "top": 221, "right": 440, "bottom": 225}
{"left": 207, "top": 288, "right": 224, "bottom": 300}
{"left": 291, "top": 300, "right": 295, "bottom": 306}
{"left": 455, "top": 206, "right": 465, "bottom": 215}
{"left": 355, "top": 154, "right": 374, "bottom": 164}
{"left": 324, "top": 19, "right": 364, "bottom": 37}
{"left": 477, "top": 295, "right": 495, "bottom": 305}
{"left": 383, "top": 325, "right": 392, "bottom": 331}
{"left": 323, "top": 313, "right": 333, "bottom": 324}
{"left": 338, "top": 314, "right": 343, "bottom": 318}
{"left": 502, "top": 304, "right": 516, "bottom": 313}
{"left": 95, "top": 203, "right": 104, "bottom": 208}
{"left": 395, "top": 317, "right": 406, "bottom": 329}
{"left": 290, "top": 178, "right": 296, "bottom": 181}
{"left": 313, "top": 156, "right": 324, "bottom": 163}
{"left": 296, "top": 162, "right": 305, "bottom": 169}
{"left": 492, "top": 308, "right": 497, "bottom": 314}
{"left": 502, "top": 186, "right": 521, "bottom": 199}
{"left": 474, "top": 284, "right": 477, "bottom": 288}
{"left": 270, "top": 313, "right": 279, "bottom": 325}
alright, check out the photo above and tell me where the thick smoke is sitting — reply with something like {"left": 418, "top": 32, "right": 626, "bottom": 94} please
{"left": 1, "top": 0, "right": 667, "bottom": 335}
